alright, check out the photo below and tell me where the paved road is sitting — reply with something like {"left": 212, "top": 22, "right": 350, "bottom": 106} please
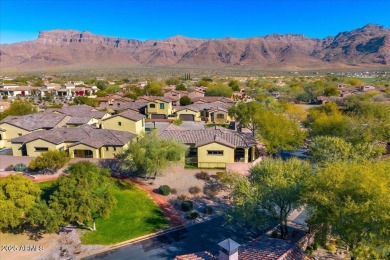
{"left": 84, "top": 216, "right": 275, "bottom": 260}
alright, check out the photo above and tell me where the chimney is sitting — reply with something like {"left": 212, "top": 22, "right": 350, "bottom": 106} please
{"left": 218, "top": 238, "right": 240, "bottom": 260}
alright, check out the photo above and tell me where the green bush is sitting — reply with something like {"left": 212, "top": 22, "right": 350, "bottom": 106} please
{"left": 195, "top": 171, "right": 210, "bottom": 181}
{"left": 14, "top": 163, "right": 27, "bottom": 172}
{"left": 29, "top": 150, "right": 70, "bottom": 174}
{"left": 189, "top": 186, "right": 201, "bottom": 195}
{"left": 216, "top": 171, "right": 225, "bottom": 180}
{"left": 186, "top": 210, "right": 199, "bottom": 220}
{"left": 181, "top": 200, "right": 193, "bottom": 212}
{"left": 159, "top": 185, "right": 171, "bottom": 196}
{"left": 203, "top": 205, "right": 213, "bottom": 214}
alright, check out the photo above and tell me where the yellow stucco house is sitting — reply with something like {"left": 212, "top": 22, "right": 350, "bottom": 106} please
{"left": 175, "top": 102, "right": 233, "bottom": 123}
{"left": 10, "top": 125, "right": 136, "bottom": 159}
{"left": 102, "top": 109, "right": 145, "bottom": 135}
{"left": 0, "top": 112, "right": 69, "bottom": 148}
{"left": 145, "top": 97, "right": 174, "bottom": 119}
{"left": 0, "top": 105, "right": 111, "bottom": 149}
{"left": 159, "top": 126, "right": 258, "bottom": 168}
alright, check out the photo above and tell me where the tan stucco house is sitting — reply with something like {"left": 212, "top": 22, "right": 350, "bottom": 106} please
{"left": 159, "top": 126, "right": 258, "bottom": 168}
{"left": 10, "top": 125, "right": 136, "bottom": 159}
{"left": 102, "top": 109, "right": 145, "bottom": 135}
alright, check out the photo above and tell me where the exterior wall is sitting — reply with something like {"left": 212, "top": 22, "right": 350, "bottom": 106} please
{"left": 25, "top": 139, "right": 62, "bottom": 157}
{"left": 209, "top": 111, "right": 232, "bottom": 123}
{"left": 0, "top": 123, "right": 31, "bottom": 147}
{"left": 146, "top": 100, "right": 173, "bottom": 117}
{"left": 197, "top": 142, "right": 235, "bottom": 168}
{"left": 102, "top": 116, "right": 144, "bottom": 135}
{"left": 176, "top": 109, "right": 202, "bottom": 122}
{"left": 99, "top": 146, "right": 124, "bottom": 159}
{"left": 68, "top": 144, "right": 100, "bottom": 158}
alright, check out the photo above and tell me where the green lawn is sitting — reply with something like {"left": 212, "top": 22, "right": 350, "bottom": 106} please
{"left": 80, "top": 180, "right": 169, "bottom": 245}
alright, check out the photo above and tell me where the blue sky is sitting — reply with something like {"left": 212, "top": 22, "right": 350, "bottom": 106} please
{"left": 1, "top": 0, "right": 389, "bottom": 43}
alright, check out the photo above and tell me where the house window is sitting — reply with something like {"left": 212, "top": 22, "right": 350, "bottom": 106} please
{"left": 160, "top": 103, "right": 165, "bottom": 109}
{"left": 113, "top": 147, "right": 117, "bottom": 151}
{"left": 85, "top": 150, "right": 93, "bottom": 158}
{"left": 0, "top": 134, "right": 2, "bottom": 140}
{"left": 217, "top": 113, "right": 224, "bottom": 119}
{"left": 207, "top": 150, "right": 224, "bottom": 155}
{"left": 18, "top": 133, "right": 22, "bottom": 136}
{"left": 106, "top": 147, "right": 109, "bottom": 151}
{"left": 149, "top": 103, "right": 156, "bottom": 108}
{"left": 59, "top": 146, "right": 64, "bottom": 151}
{"left": 118, "top": 121, "right": 122, "bottom": 126}
{"left": 35, "top": 147, "right": 49, "bottom": 152}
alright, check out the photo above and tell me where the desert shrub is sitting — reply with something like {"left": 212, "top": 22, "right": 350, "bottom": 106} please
{"left": 324, "top": 243, "right": 336, "bottom": 253}
{"left": 177, "top": 194, "right": 188, "bottom": 200}
{"left": 306, "top": 245, "right": 314, "bottom": 255}
{"left": 170, "top": 188, "right": 177, "bottom": 194}
{"left": 5, "top": 164, "right": 14, "bottom": 171}
{"left": 29, "top": 150, "right": 70, "bottom": 173}
{"left": 312, "top": 242, "right": 319, "bottom": 250}
{"left": 216, "top": 171, "right": 225, "bottom": 180}
{"left": 14, "top": 163, "right": 27, "bottom": 172}
{"left": 159, "top": 185, "right": 171, "bottom": 196}
{"left": 181, "top": 200, "right": 193, "bottom": 212}
{"left": 186, "top": 210, "right": 199, "bottom": 220}
{"left": 203, "top": 205, "right": 213, "bottom": 215}
{"left": 195, "top": 171, "right": 210, "bottom": 181}
{"left": 189, "top": 186, "right": 201, "bottom": 195}
{"left": 204, "top": 188, "right": 218, "bottom": 199}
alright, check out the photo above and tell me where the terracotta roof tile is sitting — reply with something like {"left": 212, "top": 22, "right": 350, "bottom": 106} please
{"left": 10, "top": 125, "right": 136, "bottom": 148}
{"left": 159, "top": 126, "right": 257, "bottom": 148}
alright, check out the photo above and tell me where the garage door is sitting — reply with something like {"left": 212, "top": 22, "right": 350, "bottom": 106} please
{"left": 179, "top": 114, "right": 195, "bottom": 121}
{"left": 151, "top": 114, "right": 166, "bottom": 119}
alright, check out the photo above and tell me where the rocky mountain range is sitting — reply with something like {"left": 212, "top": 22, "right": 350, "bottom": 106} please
{"left": 1, "top": 24, "right": 389, "bottom": 72}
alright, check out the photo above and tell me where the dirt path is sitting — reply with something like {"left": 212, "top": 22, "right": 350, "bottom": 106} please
{"left": 128, "top": 178, "right": 185, "bottom": 226}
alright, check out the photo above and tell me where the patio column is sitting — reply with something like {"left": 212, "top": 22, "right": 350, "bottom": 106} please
{"left": 244, "top": 148, "right": 249, "bottom": 163}
{"left": 251, "top": 146, "right": 256, "bottom": 162}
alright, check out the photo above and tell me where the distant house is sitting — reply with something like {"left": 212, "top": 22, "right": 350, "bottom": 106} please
{"left": 10, "top": 125, "right": 136, "bottom": 158}
{"left": 191, "top": 96, "right": 234, "bottom": 104}
{"left": 159, "top": 126, "right": 258, "bottom": 168}
{"left": 360, "top": 85, "right": 376, "bottom": 92}
{"left": 175, "top": 102, "right": 233, "bottom": 122}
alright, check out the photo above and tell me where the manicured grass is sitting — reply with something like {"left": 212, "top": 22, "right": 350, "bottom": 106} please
{"left": 80, "top": 180, "right": 169, "bottom": 245}
{"left": 37, "top": 181, "right": 56, "bottom": 201}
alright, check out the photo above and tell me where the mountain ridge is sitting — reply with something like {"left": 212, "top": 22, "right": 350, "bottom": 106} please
{"left": 1, "top": 24, "right": 389, "bottom": 72}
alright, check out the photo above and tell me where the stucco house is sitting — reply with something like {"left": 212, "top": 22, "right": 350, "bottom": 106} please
{"left": 0, "top": 112, "right": 69, "bottom": 148}
{"left": 102, "top": 109, "right": 145, "bottom": 135}
{"left": 10, "top": 125, "right": 135, "bottom": 158}
{"left": 175, "top": 102, "right": 233, "bottom": 122}
{"left": 0, "top": 105, "right": 110, "bottom": 148}
{"left": 159, "top": 126, "right": 258, "bottom": 168}
{"left": 145, "top": 97, "right": 174, "bottom": 119}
